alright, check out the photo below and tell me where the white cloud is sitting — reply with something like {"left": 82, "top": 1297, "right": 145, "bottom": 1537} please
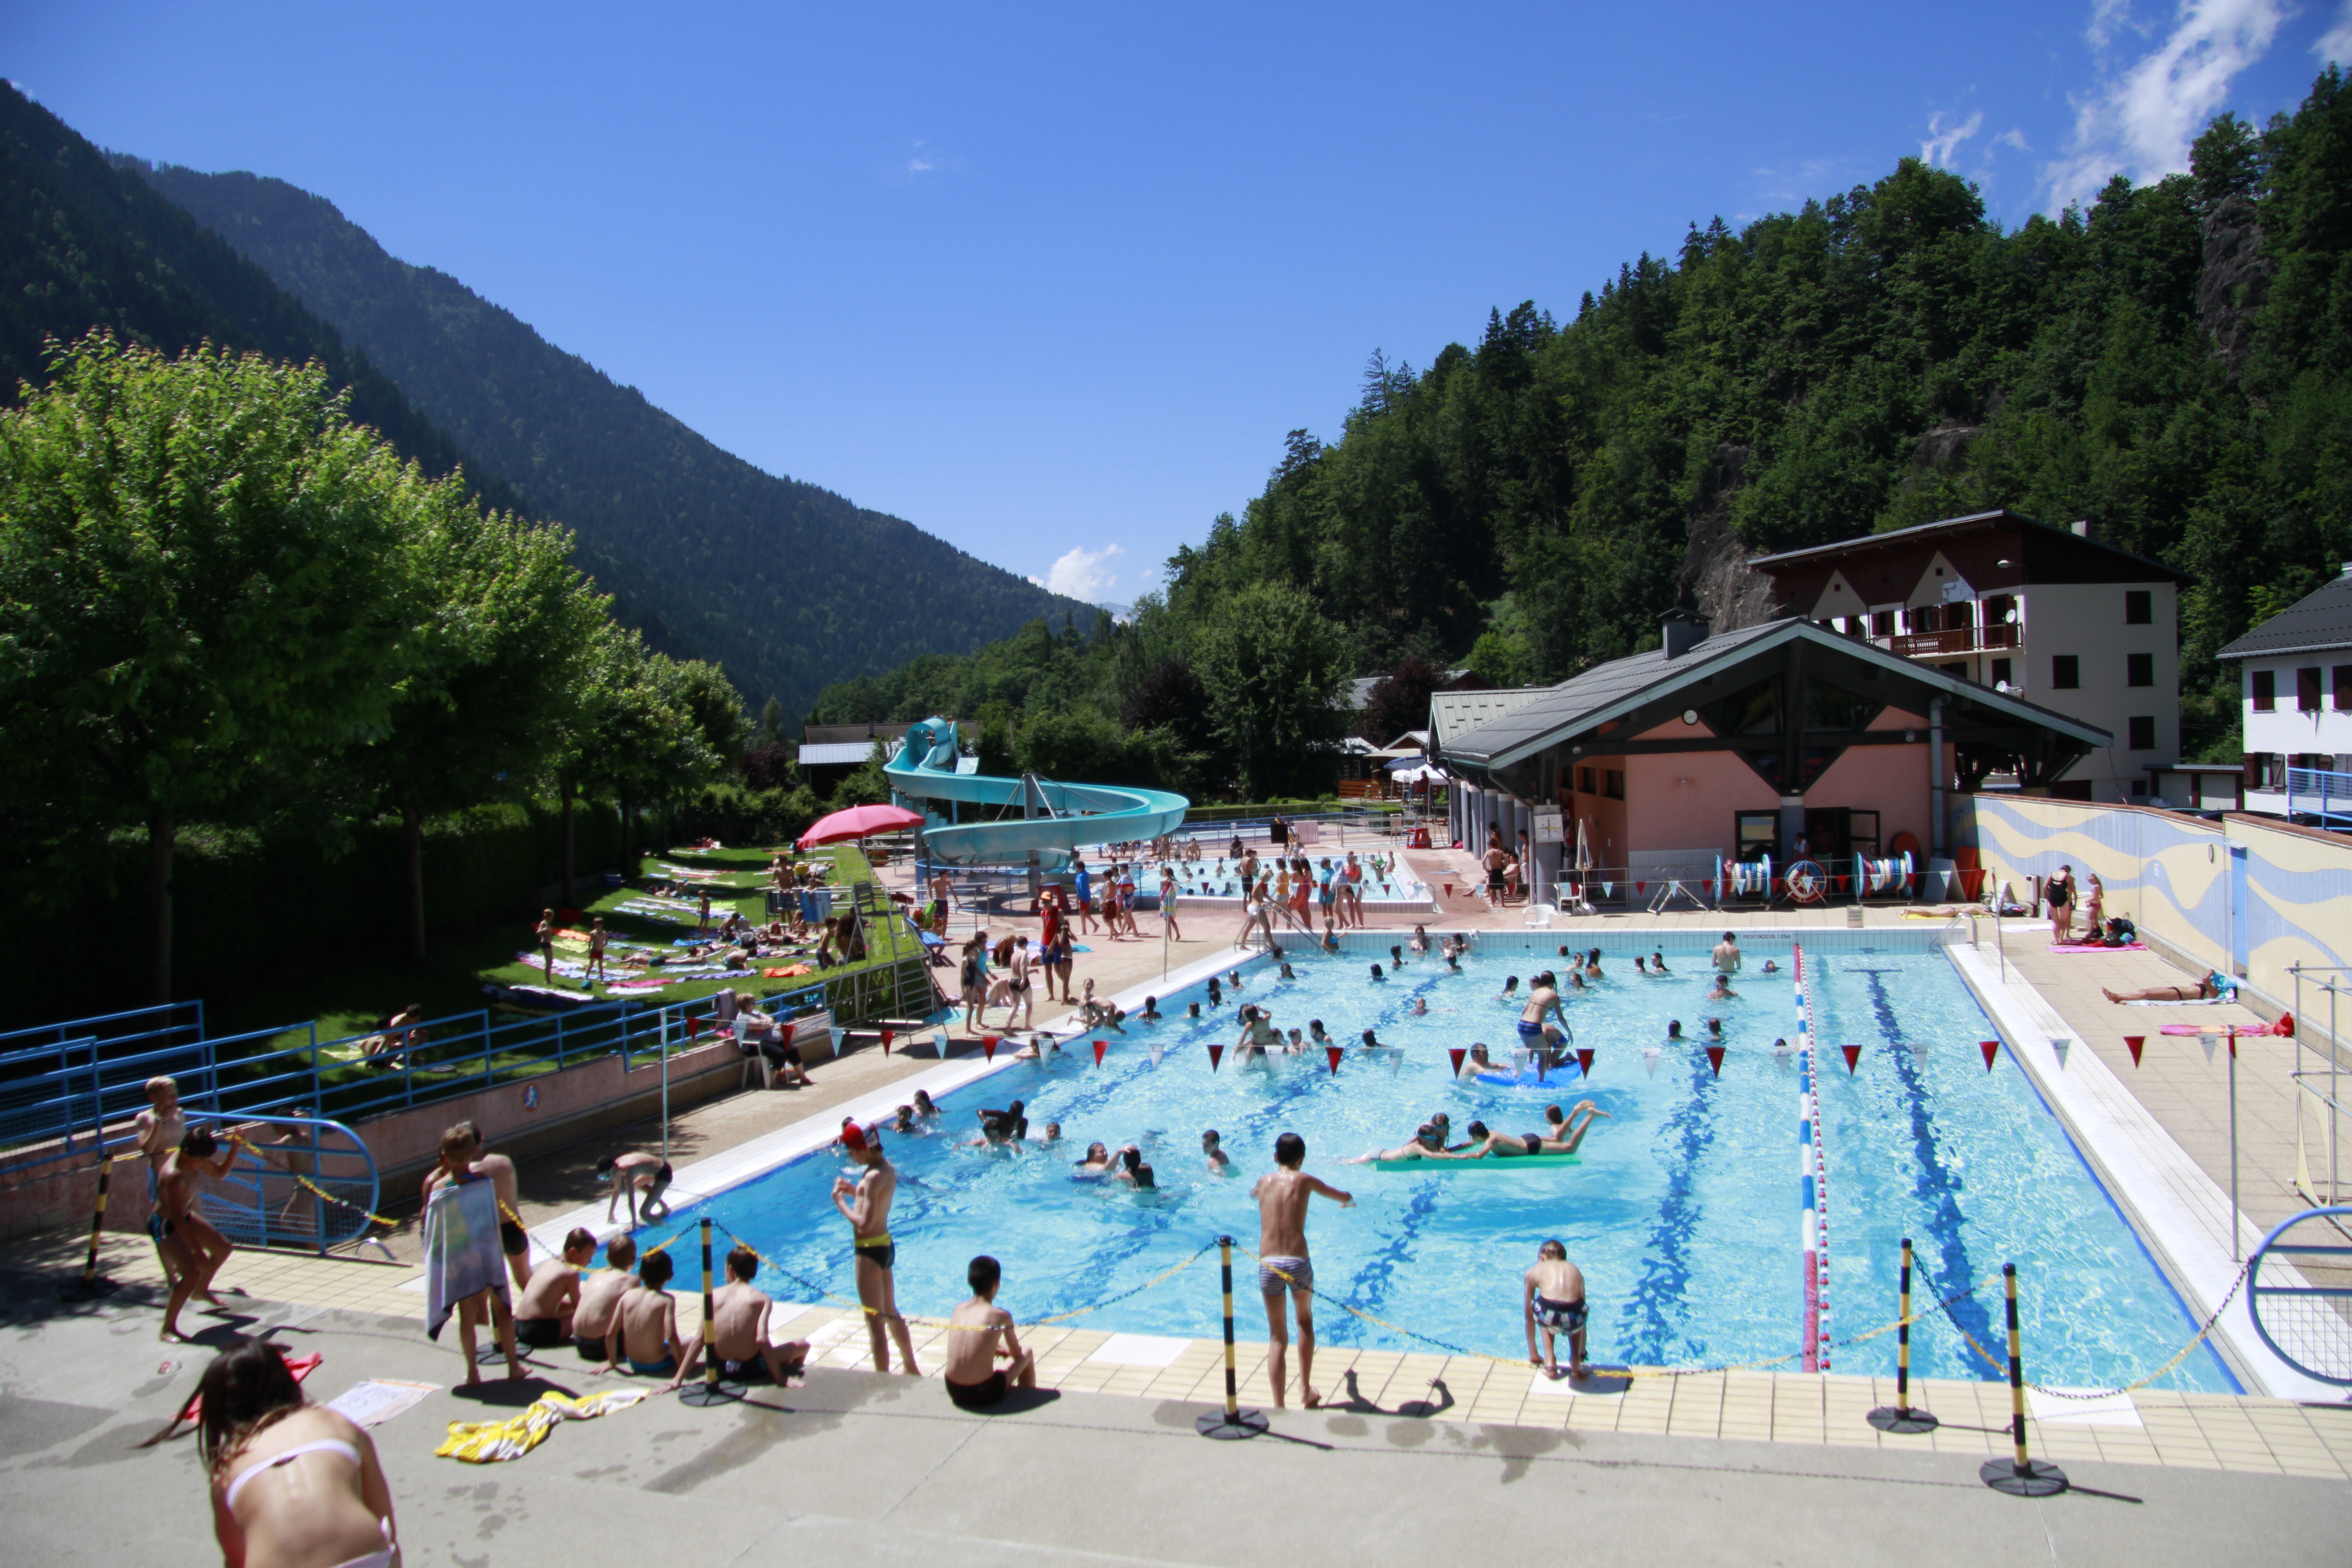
{"left": 2043, "top": 0, "right": 2286, "bottom": 211}
{"left": 1029, "top": 543, "right": 1124, "bottom": 602}
{"left": 2318, "top": 0, "right": 2352, "bottom": 64}
{"left": 1921, "top": 110, "right": 1985, "bottom": 168}
{"left": 1997, "top": 127, "right": 2034, "bottom": 153}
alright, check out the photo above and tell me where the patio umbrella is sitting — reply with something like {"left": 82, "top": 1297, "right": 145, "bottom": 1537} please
{"left": 797, "top": 803, "right": 926, "bottom": 849}
{"left": 1388, "top": 761, "right": 1449, "bottom": 782}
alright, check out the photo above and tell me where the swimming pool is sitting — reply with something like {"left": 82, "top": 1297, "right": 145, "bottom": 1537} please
{"left": 634, "top": 933, "right": 2234, "bottom": 1392}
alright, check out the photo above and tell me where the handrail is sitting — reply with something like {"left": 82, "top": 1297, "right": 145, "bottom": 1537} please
{"left": 187, "top": 1109, "right": 382, "bottom": 1256}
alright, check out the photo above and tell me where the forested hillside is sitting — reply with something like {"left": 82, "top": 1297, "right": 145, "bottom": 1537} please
{"left": 818, "top": 69, "right": 2352, "bottom": 773}
{"left": 0, "top": 85, "right": 522, "bottom": 516}
{"left": 133, "top": 161, "right": 1092, "bottom": 722}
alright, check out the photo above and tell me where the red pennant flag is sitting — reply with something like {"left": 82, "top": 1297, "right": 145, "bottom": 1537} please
{"left": 1093, "top": 1039, "right": 1107, "bottom": 1067}
{"left": 881, "top": 1029, "right": 894, "bottom": 1056}
{"left": 2124, "top": 1034, "right": 2145, "bottom": 1067}
{"left": 1841, "top": 1044, "right": 1861, "bottom": 1075}
{"left": 1448, "top": 1046, "right": 1466, "bottom": 1077}
{"left": 1979, "top": 1039, "right": 2000, "bottom": 1071}
{"left": 1705, "top": 1045, "right": 1724, "bottom": 1076}
{"left": 1327, "top": 1045, "right": 1344, "bottom": 1075}
{"left": 1209, "top": 1043, "right": 1225, "bottom": 1072}
{"left": 1636, "top": 881, "right": 1646, "bottom": 895}
{"left": 689, "top": 1016, "right": 702, "bottom": 1042}
{"left": 1577, "top": 1047, "right": 1595, "bottom": 1078}
{"left": 982, "top": 1035, "right": 998, "bottom": 1061}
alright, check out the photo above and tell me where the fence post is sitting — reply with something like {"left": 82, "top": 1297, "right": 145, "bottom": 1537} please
{"left": 1980, "top": 1263, "right": 2067, "bottom": 1495}
{"left": 1196, "top": 1235, "right": 1268, "bottom": 1439}
{"left": 680, "top": 1217, "right": 737, "bottom": 1406}
{"left": 1868, "top": 1238, "right": 1938, "bottom": 1433}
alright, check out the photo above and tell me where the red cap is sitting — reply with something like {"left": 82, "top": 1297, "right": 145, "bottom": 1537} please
{"left": 841, "top": 1122, "right": 868, "bottom": 1152}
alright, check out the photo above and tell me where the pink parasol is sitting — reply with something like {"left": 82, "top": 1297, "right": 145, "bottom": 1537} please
{"left": 796, "top": 803, "right": 926, "bottom": 849}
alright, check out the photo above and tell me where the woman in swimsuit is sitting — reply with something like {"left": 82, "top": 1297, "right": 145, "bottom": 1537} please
{"left": 2044, "top": 865, "right": 2076, "bottom": 943}
{"left": 201, "top": 1342, "right": 400, "bottom": 1568}
{"left": 2103, "top": 973, "right": 2230, "bottom": 1004}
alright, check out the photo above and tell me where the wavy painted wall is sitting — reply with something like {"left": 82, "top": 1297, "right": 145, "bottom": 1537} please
{"left": 1959, "top": 796, "right": 2350, "bottom": 1028}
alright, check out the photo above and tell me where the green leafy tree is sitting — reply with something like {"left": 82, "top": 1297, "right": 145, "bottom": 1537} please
{"left": 1191, "top": 579, "right": 1348, "bottom": 799}
{"left": 0, "top": 336, "right": 423, "bottom": 1000}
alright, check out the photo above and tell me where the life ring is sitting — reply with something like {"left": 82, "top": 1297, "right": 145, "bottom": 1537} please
{"left": 1784, "top": 858, "right": 1828, "bottom": 904}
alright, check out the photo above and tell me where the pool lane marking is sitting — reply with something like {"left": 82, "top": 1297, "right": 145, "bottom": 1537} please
{"left": 1622, "top": 1032, "right": 1721, "bottom": 1365}
{"left": 1795, "top": 943, "right": 1828, "bottom": 1372}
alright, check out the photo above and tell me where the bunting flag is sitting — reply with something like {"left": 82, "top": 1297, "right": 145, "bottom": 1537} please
{"left": 1909, "top": 1039, "right": 1929, "bottom": 1062}
{"left": 2052, "top": 1038, "right": 2071, "bottom": 1068}
{"left": 688, "top": 1016, "right": 702, "bottom": 1042}
{"left": 1636, "top": 881, "right": 1646, "bottom": 895}
{"left": 1979, "top": 1038, "right": 2000, "bottom": 1071}
{"left": 2124, "top": 1034, "right": 2148, "bottom": 1067}
{"left": 1773, "top": 1046, "right": 1794, "bottom": 1074}
{"left": 982, "top": 1036, "right": 998, "bottom": 1061}
{"left": 880, "top": 1029, "right": 894, "bottom": 1055}
{"left": 1209, "top": 1043, "right": 1225, "bottom": 1072}
{"left": 1705, "top": 1044, "right": 1724, "bottom": 1076}
{"left": 1327, "top": 1045, "right": 1344, "bottom": 1075}
{"left": 1448, "top": 1046, "right": 1466, "bottom": 1077}
{"left": 1093, "top": 1039, "right": 1107, "bottom": 1068}
{"left": 1577, "top": 1047, "right": 1595, "bottom": 1078}
{"left": 1150, "top": 1043, "right": 1164, "bottom": 1067}
{"left": 2200, "top": 1033, "right": 2218, "bottom": 1063}
{"left": 1840, "top": 1044, "right": 1860, "bottom": 1074}
{"left": 1642, "top": 1047, "right": 1661, "bottom": 1078}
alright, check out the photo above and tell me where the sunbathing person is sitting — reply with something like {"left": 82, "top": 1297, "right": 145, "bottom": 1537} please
{"left": 2104, "top": 971, "right": 2233, "bottom": 1004}
{"left": 711, "top": 1245, "right": 809, "bottom": 1383}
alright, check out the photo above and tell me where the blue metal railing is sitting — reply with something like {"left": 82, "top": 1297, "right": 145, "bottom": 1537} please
{"left": 2286, "top": 767, "right": 2352, "bottom": 828}
{"left": 182, "top": 1110, "right": 384, "bottom": 1255}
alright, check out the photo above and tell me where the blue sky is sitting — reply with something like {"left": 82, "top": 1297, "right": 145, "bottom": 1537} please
{"left": 7, "top": 2, "right": 2348, "bottom": 604}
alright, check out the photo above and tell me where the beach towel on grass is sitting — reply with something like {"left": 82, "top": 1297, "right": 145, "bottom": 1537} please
{"left": 435, "top": 1388, "right": 646, "bottom": 1463}
{"left": 422, "top": 1178, "right": 508, "bottom": 1342}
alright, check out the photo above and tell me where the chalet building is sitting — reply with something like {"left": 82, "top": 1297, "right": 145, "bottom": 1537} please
{"left": 1432, "top": 610, "right": 2110, "bottom": 903}
{"left": 1748, "top": 510, "right": 2188, "bottom": 803}
{"left": 2218, "top": 561, "right": 2352, "bottom": 828}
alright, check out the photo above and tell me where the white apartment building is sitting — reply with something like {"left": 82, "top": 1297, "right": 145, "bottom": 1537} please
{"left": 1750, "top": 510, "right": 2185, "bottom": 803}
{"left": 2218, "top": 561, "right": 2352, "bottom": 825}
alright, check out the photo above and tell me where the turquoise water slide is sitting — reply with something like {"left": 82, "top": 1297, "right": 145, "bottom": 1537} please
{"left": 884, "top": 717, "right": 1190, "bottom": 866}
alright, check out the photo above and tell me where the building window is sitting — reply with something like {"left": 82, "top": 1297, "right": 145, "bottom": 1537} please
{"left": 2128, "top": 715, "right": 2156, "bottom": 750}
{"left": 2052, "top": 654, "right": 2080, "bottom": 690}
{"left": 1991, "top": 657, "right": 2013, "bottom": 687}
{"left": 2125, "top": 589, "right": 2152, "bottom": 625}
{"left": 2252, "top": 669, "right": 2275, "bottom": 711}
{"left": 1604, "top": 770, "right": 1625, "bottom": 800}
{"left": 2299, "top": 667, "right": 2323, "bottom": 712}
{"left": 1872, "top": 609, "right": 1895, "bottom": 637}
{"left": 2337, "top": 666, "right": 2352, "bottom": 711}
{"left": 2131, "top": 779, "right": 2149, "bottom": 797}
{"left": 2127, "top": 652, "right": 2154, "bottom": 687}
{"left": 1578, "top": 765, "right": 1596, "bottom": 795}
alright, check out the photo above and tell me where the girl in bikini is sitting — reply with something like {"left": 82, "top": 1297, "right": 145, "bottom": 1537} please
{"left": 201, "top": 1342, "right": 400, "bottom": 1568}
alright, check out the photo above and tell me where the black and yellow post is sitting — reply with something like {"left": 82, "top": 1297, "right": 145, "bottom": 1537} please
{"left": 1867, "top": 1237, "right": 1937, "bottom": 1433}
{"left": 1196, "top": 1235, "right": 1267, "bottom": 1439}
{"left": 60, "top": 1151, "right": 123, "bottom": 1302}
{"left": 1980, "top": 1263, "right": 2067, "bottom": 1495}
{"left": 680, "top": 1217, "right": 740, "bottom": 1406}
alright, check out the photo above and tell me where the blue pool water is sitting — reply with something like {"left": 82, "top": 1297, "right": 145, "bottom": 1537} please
{"left": 638, "top": 935, "right": 2233, "bottom": 1391}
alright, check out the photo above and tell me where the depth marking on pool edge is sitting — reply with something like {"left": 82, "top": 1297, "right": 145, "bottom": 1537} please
{"left": 1795, "top": 943, "right": 1829, "bottom": 1372}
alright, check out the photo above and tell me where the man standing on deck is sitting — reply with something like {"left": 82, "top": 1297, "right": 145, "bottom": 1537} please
{"left": 1250, "top": 1132, "right": 1352, "bottom": 1409}
{"left": 833, "top": 1123, "right": 918, "bottom": 1375}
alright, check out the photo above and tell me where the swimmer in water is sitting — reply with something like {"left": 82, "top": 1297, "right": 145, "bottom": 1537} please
{"left": 1361, "top": 1028, "right": 1384, "bottom": 1049}
{"left": 1321, "top": 930, "right": 1340, "bottom": 953}
{"left": 1651, "top": 950, "right": 1670, "bottom": 974}
{"left": 1228, "top": 969, "right": 1245, "bottom": 990}
{"left": 1187, "top": 1001, "right": 1202, "bottom": 1019}
{"left": 1634, "top": 956, "right": 1648, "bottom": 975}
{"left": 1705, "top": 973, "right": 1738, "bottom": 1001}
{"left": 1391, "top": 944, "right": 1405, "bottom": 967}
{"left": 1410, "top": 926, "right": 1430, "bottom": 955}
{"left": 1497, "top": 976, "right": 1520, "bottom": 1001}
{"left": 1308, "top": 1019, "right": 1333, "bottom": 1051}
{"left": 1410, "top": 995, "right": 1428, "bottom": 1016}
{"left": 1280, "top": 963, "right": 1297, "bottom": 980}
{"left": 1666, "top": 1019, "right": 1684, "bottom": 1041}
{"left": 1203, "top": 1129, "right": 1231, "bottom": 1174}
{"left": 1761, "top": 959, "right": 1779, "bottom": 974}
{"left": 1370, "top": 964, "right": 1386, "bottom": 981}
{"left": 1706, "top": 1017, "right": 1724, "bottom": 1038}
{"left": 1287, "top": 1027, "right": 1305, "bottom": 1053}
{"left": 1207, "top": 977, "right": 1224, "bottom": 1008}
{"left": 1141, "top": 996, "right": 1163, "bottom": 1021}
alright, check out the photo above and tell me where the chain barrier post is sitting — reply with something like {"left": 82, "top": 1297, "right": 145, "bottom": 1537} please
{"left": 1980, "top": 1263, "right": 2067, "bottom": 1496}
{"left": 1867, "top": 1237, "right": 1937, "bottom": 1433}
{"left": 59, "top": 1152, "right": 122, "bottom": 1301}
{"left": 680, "top": 1216, "right": 739, "bottom": 1406}
{"left": 1196, "top": 1235, "right": 1267, "bottom": 1440}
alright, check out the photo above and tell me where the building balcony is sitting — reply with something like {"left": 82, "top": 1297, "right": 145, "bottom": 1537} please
{"left": 1877, "top": 623, "right": 2019, "bottom": 657}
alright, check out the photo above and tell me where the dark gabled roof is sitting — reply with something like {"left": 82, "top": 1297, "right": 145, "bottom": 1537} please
{"left": 1749, "top": 508, "right": 2192, "bottom": 585}
{"left": 1436, "top": 617, "right": 2111, "bottom": 769}
{"left": 2216, "top": 568, "right": 2352, "bottom": 659}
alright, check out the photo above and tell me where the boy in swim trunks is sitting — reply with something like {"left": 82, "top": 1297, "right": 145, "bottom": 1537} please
{"left": 943, "top": 1254, "right": 1036, "bottom": 1408}
{"left": 1250, "top": 1132, "right": 1353, "bottom": 1409}
{"left": 598, "top": 1148, "right": 674, "bottom": 1225}
{"left": 1523, "top": 1240, "right": 1588, "bottom": 1379}
{"left": 1517, "top": 971, "right": 1570, "bottom": 1067}
{"left": 514, "top": 1226, "right": 597, "bottom": 1350}
{"left": 134, "top": 1075, "right": 191, "bottom": 1294}
{"left": 573, "top": 1234, "right": 637, "bottom": 1359}
{"left": 833, "top": 1122, "right": 918, "bottom": 1374}
{"left": 711, "top": 1245, "right": 810, "bottom": 1383}
{"left": 602, "top": 1248, "right": 696, "bottom": 1390}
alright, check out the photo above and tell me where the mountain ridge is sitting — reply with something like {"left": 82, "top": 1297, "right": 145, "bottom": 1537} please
{"left": 128, "top": 159, "right": 1089, "bottom": 721}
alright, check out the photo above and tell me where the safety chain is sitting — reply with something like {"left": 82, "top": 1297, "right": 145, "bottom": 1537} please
{"left": 1925, "top": 1256, "right": 2252, "bottom": 1399}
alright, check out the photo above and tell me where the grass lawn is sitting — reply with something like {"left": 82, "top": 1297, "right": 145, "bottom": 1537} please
{"left": 209, "top": 841, "right": 922, "bottom": 1060}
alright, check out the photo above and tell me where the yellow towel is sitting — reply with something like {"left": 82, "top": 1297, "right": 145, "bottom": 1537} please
{"left": 434, "top": 1388, "right": 647, "bottom": 1463}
